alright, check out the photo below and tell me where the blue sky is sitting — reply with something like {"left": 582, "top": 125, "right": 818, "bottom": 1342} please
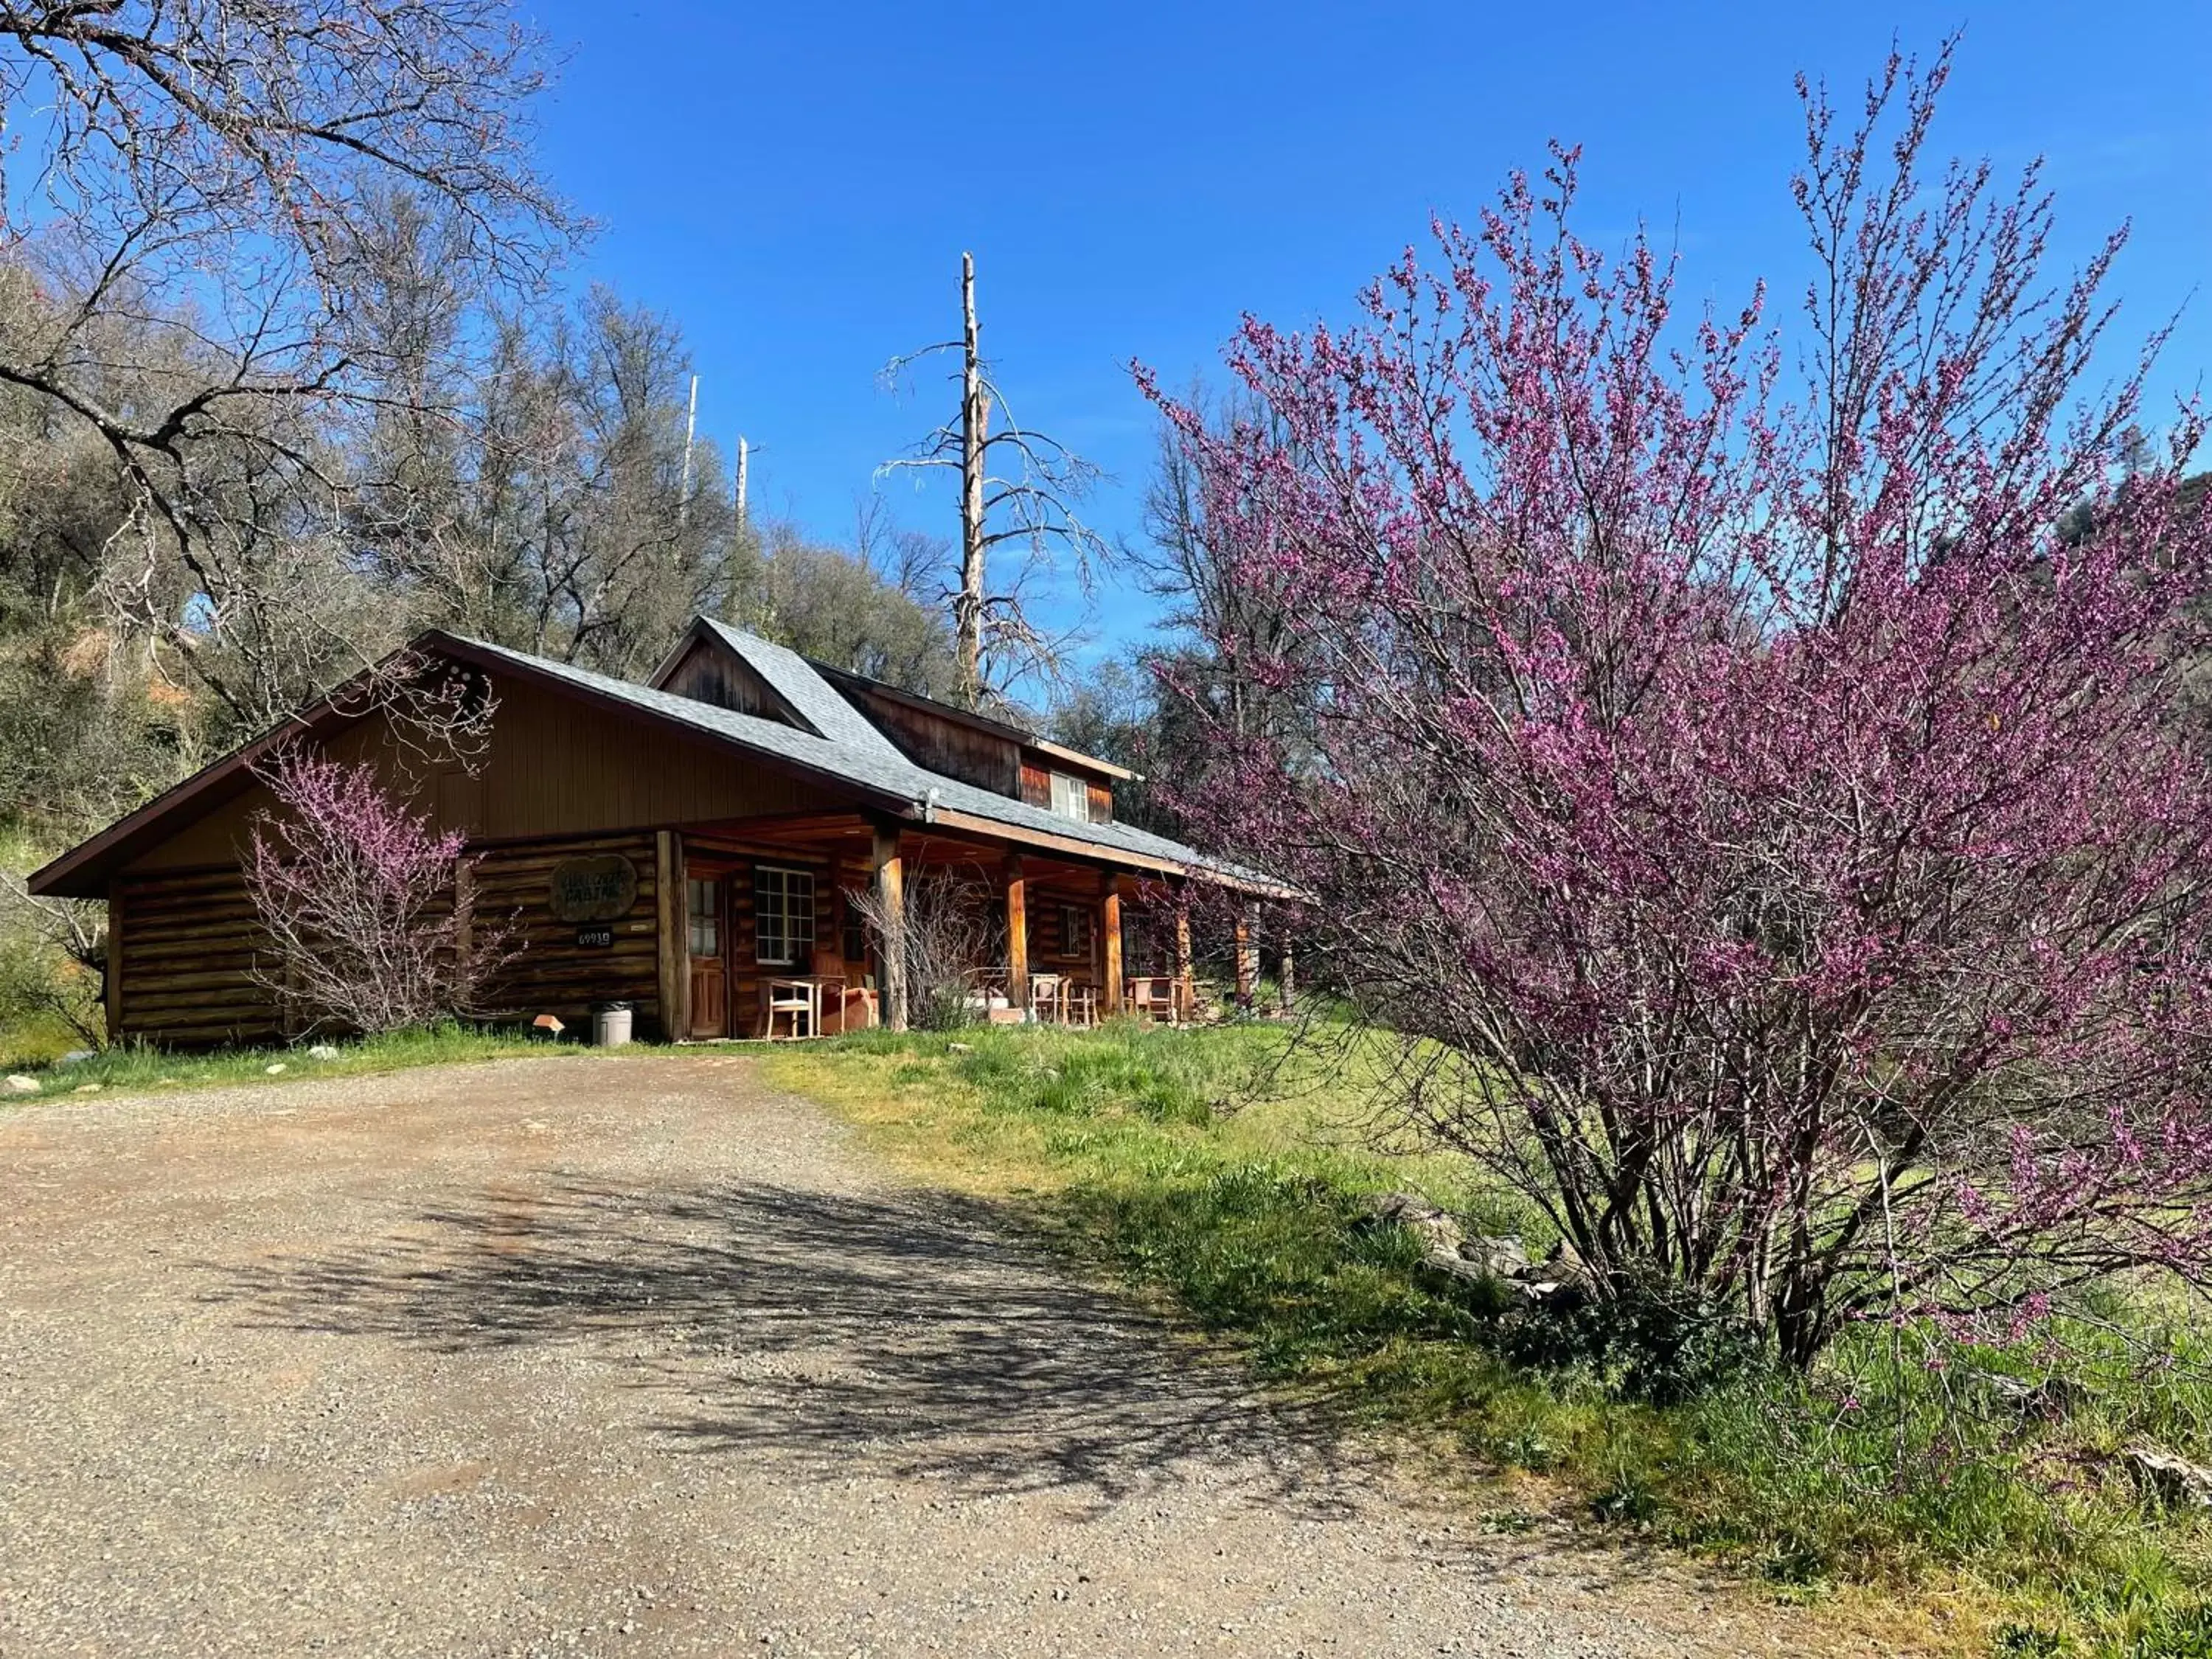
{"left": 523, "top": 1, "right": 2209, "bottom": 661}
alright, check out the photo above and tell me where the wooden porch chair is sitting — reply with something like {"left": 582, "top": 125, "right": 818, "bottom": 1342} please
{"left": 1126, "top": 975, "right": 1177, "bottom": 1023}
{"left": 1027, "top": 972, "right": 1065, "bottom": 1024}
{"left": 811, "top": 947, "right": 874, "bottom": 1034}
{"left": 1062, "top": 980, "right": 1098, "bottom": 1029}
{"left": 763, "top": 977, "right": 819, "bottom": 1040}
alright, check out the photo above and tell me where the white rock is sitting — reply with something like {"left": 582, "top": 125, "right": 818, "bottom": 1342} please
{"left": 307, "top": 1044, "right": 341, "bottom": 1062}
{"left": 57, "top": 1049, "right": 94, "bottom": 1066}
{"left": 264, "top": 1062, "right": 287, "bottom": 1075}
{"left": 4, "top": 1074, "right": 39, "bottom": 1093}
{"left": 2126, "top": 1445, "right": 2212, "bottom": 1507}
{"left": 72, "top": 1082, "right": 102, "bottom": 1094}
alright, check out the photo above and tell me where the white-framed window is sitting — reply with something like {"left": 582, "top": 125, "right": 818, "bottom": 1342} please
{"left": 1049, "top": 771, "right": 1091, "bottom": 822}
{"left": 754, "top": 865, "right": 816, "bottom": 967}
{"left": 1058, "top": 903, "right": 1093, "bottom": 961}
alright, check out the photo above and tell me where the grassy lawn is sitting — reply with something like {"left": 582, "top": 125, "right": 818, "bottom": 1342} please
{"left": 765, "top": 1019, "right": 2212, "bottom": 1659}
{"left": 0, "top": 1020, "right": 577, "bottom": 1100}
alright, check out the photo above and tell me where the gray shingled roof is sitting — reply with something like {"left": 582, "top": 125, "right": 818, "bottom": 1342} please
{"left": 693, "top": 617, "right": 908, "bottom": 760}
{"left": 448, "top": 630, "right": 1259, "bottom": 883}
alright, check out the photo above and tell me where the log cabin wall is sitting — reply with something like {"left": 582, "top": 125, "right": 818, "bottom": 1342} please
{"left": 109, "top": 865, "right": 284, "bottom": 1048}
{"left": 109, "top": 828, "right": 669, "bottom": 1048}
{"left": 105, "top": 669, "right": 860, "bottom": 1047}
{"left": 469, "top": 830, "right": 662, "bottom": 1035}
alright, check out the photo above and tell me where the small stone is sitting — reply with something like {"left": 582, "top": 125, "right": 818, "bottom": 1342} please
{"left": 56, "top": 1049, "right": 94, "bottom": 1066}
{"left": 947, "top": 1041, "right": 974, "bottom": 1054}
{"left": 265, "top": 1062, "right": 287, "bottom": 1075}
{"left": 4, "top": 1074, "right": 39, "bottom": 1093}
{"left": 307, "top": 1044, "right": 341, "bottom": 1062}
{"left": 72, "top": 1082, "right": 102, "bottom": 1094}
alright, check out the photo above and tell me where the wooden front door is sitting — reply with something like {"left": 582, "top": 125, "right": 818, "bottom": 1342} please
{"left": 685, "top": 869, "right": 728, "bottom": 1039}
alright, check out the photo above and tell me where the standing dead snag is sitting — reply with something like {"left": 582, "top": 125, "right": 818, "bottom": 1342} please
{"left": 879, "top": 253, "right": 1107, "bottom": 706}
{"left": 243, "top": 747, "right": 517, "bottom": 1035}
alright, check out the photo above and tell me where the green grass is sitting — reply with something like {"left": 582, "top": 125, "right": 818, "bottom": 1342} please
{"left": 766, "top": 1020, "right": 2212, "bottom": 1658}
{"left": 0, "top": 1020, "right": 579, "bottom": 1100}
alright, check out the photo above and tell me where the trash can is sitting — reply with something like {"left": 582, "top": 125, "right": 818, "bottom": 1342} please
{"left": 590, "top": 1000, "right": 634, "bottom": 1048}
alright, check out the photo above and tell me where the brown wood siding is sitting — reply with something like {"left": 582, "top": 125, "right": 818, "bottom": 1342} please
{"left": 126, "top": 669, "right": 850, "bottom": 873}
{"left": 1086, "top": 782, "right": 1113, "bottom": 824}
{"left": 844, "top": 683, "right": 1023, "bottom": 798}
{"left": 658, "top": 637, "right": 797, "bottom": 723}
{"left": 110, "top": 866, "right": 283, "bottom": 1048}
{"left": 1020, "top": 762, "right": 1049, "bottom": 808}
{"left": 111, "top": 828, "right": 672, "bottom": 1048}
{"left": 470, "top": 830, "right": 664, "bottom": 1035}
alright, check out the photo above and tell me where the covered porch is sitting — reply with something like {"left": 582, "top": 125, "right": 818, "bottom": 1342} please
{"left": 653, "top": 809, "right": 1201, "bottom": 1042}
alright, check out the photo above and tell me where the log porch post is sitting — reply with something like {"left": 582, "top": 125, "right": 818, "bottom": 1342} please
{"left": 1102, "top": 873, "right": 1129, "bottom": 1016}
{"left": 1234, "top": 904, "right": 1259, "bottom": 1009}
{"left": 872, "top": 821, "right": 908, "bottom": 1032}
{"left": 1173, "top": 896, "right": 1194, "bottom": 1024}
{"left": 655, "top": 830, "right": 687, "bottom": 1040}
{"left": 1004, "top": 852, "right": 1028, "bottom": 1017}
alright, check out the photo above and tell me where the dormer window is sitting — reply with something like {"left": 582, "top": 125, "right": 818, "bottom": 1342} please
{"left": 1049, "top": 771, "right": 1091, "bottom": 822}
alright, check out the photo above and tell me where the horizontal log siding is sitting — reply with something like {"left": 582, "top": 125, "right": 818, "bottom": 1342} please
{"left": 112, "top": 868, "right": 282, "bottom": 1048}
{"left": 112, "top": 829, "right": 670, "bottom": 1048}
{"left": 470, "top": 830, "right": 664, "bottom": 1036}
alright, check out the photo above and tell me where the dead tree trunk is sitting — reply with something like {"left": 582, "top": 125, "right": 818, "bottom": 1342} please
{"left": 879, "top": 251, "right": 1104, "bottom": 706}
{"left": 956, "top": 252, "right": 990, "bottom": 706}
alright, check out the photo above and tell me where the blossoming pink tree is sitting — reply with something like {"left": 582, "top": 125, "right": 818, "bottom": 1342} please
{"left": 244, "top": 746, "right": 510, "bottom": 1034}
{"left": 1143, "top": 46, "right": 2212, "bottom": 1367}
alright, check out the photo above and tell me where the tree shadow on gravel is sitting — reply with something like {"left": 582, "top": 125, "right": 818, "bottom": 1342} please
{"left": 205, "top": 1176, "right": 1367, "bottom": 1513}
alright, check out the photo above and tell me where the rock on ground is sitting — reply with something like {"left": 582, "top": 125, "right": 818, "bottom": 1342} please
{"left": 0, "top": 1056, "right": 1849, "bottom": 1657}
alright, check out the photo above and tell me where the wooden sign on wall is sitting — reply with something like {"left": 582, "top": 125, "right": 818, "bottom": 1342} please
{"left": 548, "top": 854, "right": 639, "bottom": 923}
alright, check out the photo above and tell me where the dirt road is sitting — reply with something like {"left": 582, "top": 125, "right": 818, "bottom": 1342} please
{"left": 0, "top": 1054, "right": 1838, "bottom": 1657}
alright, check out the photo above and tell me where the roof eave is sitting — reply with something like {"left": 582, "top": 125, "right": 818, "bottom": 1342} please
{"left": 420, "top": 632, "right": 917, "bottom": 812}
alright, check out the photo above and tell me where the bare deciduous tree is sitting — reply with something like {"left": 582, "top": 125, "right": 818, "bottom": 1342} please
{"left": 0, "top": 872, "right": 108, "bottom": 1047}
{"left": 0, "top": 0, "right": 574, "bottom": 728}
{"left": 846, "top": 867, "right": 998, "bottom": 1032}
{"left": 879, "top": 252, "right": 1105, "bottom": 707}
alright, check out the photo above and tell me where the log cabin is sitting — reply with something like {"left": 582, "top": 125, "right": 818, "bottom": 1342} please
{"left": 27, "top": 617, "right": 1262, "bottom": 1047}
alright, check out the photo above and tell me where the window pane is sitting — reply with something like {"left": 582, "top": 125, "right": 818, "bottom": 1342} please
{"left": 686, "top": 878, "right": 720, "bottom": 957}
{"left": 754, "top": 866, "right": 815, "bottom": 967}
{"left": 1050, "top": 771, "right": 1089, "bottom": 821}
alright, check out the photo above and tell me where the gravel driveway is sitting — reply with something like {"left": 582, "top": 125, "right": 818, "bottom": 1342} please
{"left": 1, "top": 1054, "right": 1848, "bottom": 1658}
